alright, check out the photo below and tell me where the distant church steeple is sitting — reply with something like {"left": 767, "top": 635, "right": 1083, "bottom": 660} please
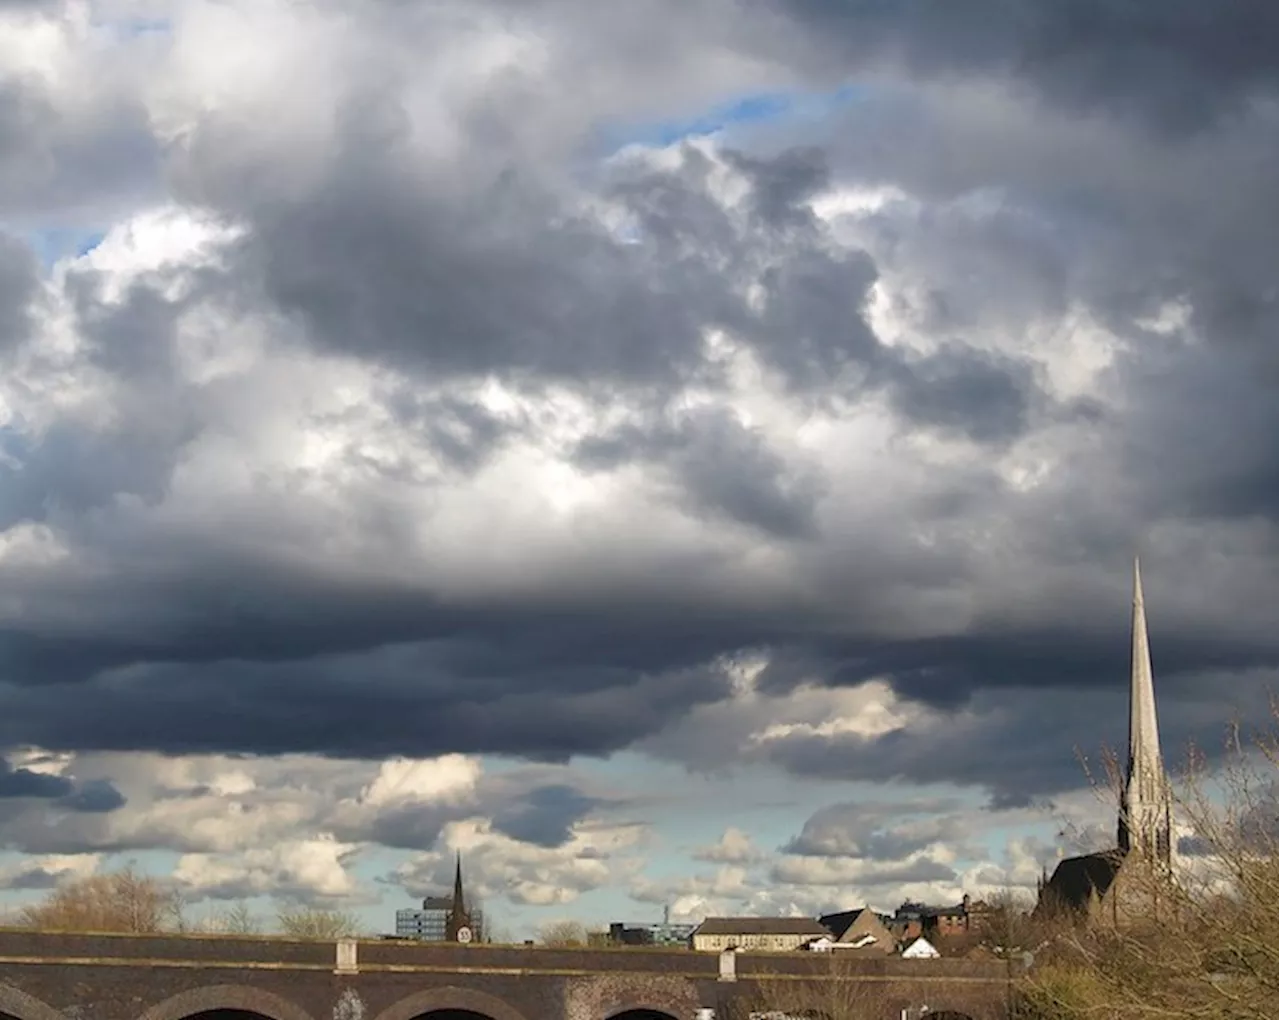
{"left": 1117, "top": 557, "right": 1172, "bottom": 867}
{"left": 445, "top": 851, "right": 474, "bottom": 942}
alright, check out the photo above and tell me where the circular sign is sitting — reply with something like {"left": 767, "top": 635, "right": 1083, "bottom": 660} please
{"left": 456, "top": 925, "right": 473, "bottom": 944}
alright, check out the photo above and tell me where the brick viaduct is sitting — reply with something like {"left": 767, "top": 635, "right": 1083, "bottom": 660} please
{"left": 0, "top": 930, "right": 1014, "bottom": 1020}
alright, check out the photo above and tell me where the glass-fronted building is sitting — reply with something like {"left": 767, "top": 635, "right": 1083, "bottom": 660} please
{"left": 395, "top": 896, "right": 486, "bottom": 942}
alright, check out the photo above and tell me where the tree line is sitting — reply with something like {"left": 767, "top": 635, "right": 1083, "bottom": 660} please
{"left": 0, "top": 869, "right": 599, "bottom": 946}
{"left": 0, "top": 868, "right": 362, "bottom": 940}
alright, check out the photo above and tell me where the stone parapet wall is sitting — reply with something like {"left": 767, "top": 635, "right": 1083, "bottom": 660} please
{"left": 0, "top": 928, "right": 1011, "bottom": 1020}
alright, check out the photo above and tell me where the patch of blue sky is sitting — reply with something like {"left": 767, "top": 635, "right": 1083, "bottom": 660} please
{"left": 473, "top": 755, "right": 537, "bottom": 777}
{"left": 593, "top": 82, "right": 864, "bottom": 157}
{"left": 631, "top": 92, "right": 795, "bottom": 148}
{"left": 18, "top": 226, "right": 106, "bottom": 269}
{"left": 119, "top": 18, "right": 171, "bottom": 36}
{"left": 88, "top": 12, "right": 173, "bottom": 41}
{"left": 99, "top": 848, "right": 176, "bottom": 875}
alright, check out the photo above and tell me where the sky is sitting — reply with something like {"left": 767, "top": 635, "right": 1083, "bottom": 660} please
{"left": 0, "top": 0, "right": 1275, "bottom": 941}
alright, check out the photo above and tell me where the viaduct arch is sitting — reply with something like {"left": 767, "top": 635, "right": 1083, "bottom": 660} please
{"left": 370, "top": 987, "right": 531, "bottom": 1020}
{"left": 0, "top": 985, "right": 63, "bottom": 1020}
{"left": 135, "top": 986, "right": 317, "bottom": 1020}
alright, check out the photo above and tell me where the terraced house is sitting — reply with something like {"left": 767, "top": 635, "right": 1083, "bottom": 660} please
{"left": 690, "top": 917, "right": 831, "bottom": 952}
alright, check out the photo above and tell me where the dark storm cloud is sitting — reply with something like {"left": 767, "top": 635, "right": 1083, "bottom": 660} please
{"left": 0, "top": 759, "right": 125, "bottom": 816}
{"left": 69, "top": 271, "right": 183, "bottom": 378}
{"left": 770, "top": 0, "right": 1277, "bottom": 131}
{"left": 0, "top": 0, "right": 1273, "bottom": 819}
{"left": 489, "top": 785, "right": 604, "bottom": 848}
{"left": 1118, "top": 340, "right": 1278, "bottom": 524}
{"left": 762, "top": 678, "right": 1275, "bottom": 810}
{"left": 0, "top": 232, "right": 38, "bottom": 350}
{"left": 0, "top": 628, "right": 740, "bottom": 762}
{"left": 337, "top": 772, "right": 611, "bottom": 852}
{"left": 207, "top": 152, "right": 729, "bottom": 389}
{"left": 383, "top": 390, "right": 521, "bottom": 475}
{"left": 0, "top": 408, "right": 195, "bottom": 531}
{"left": 574, "top": 406, "right": 823, "bottom": 538}
{"left": 59, "top": 779, "right": 127, "bottom": 814}
{"left": 880, "top": 346, "right": 1036, "bottom": 444}
{"left": 0, "top": 759, "right": 72, "bottom": 799}
{"left": 748, "top": 245, "right": 881, "bottom": 389}
{"left": 2, "top": 540, "right": 1267, "bottom": 799}
{"left": 0, "top": 267, "right": 209, "bottom": 530}
{"left": 181, "top": 112, "right": 1034, "bottom": 433}
{"left": 723, "top": 145, "right": 831, "bottom": 229}
{"left": 353, "top": 801, "right": 458, "bottom": 854}
{"left": 0, "top": 125, "right": 1068, "bottom": 767}
{"left": 0, "top": 70, "right": 160, "bottom": 226}
{"left": 210, "top": 133, "right": 914, "bottom": 404}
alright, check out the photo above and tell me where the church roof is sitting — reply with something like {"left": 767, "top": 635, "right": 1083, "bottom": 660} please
{"left": 1040, "top": 850, "right": 1126, "bottom": 914}
{"left": 819, "top": 907, "right": 885, "bottom": 939}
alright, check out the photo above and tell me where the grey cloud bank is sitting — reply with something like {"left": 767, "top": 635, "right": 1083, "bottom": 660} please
{"left": 769, "top": 0, "right": 1276, "bottom": 132}
{"left": 0, "top": 0, "right": 1273, "bottom": 828}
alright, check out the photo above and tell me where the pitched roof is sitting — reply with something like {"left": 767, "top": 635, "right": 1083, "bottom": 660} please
{"left": 902, "top": 935, "right": 941, "bottom": 958}
{"left": 1039, "top": 850, "right": 1125, "bottom": 914}
{"left": 694, "top": 917, "right": 830, "bottom": 936}
{"left": 819, "top": 909, "right": 864, "bottom": 940}
{"left": 820, "top": 907, "right": 894, "bottom": 947}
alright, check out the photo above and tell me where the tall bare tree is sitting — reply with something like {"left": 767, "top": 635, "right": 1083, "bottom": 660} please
{"left": 18, "top": 866, "right": 184, "bottom": 933}
{"left": 220, "top": 900, "right": 262, "bottom": 934}
{"left": 275, "top": 905, "right": 361, "bottom": 939}
{"left": 187, "top": 900, "right": 264, "bottom": 935}
{"left": 537, "top": 919, "right": 588, "bottom": 947}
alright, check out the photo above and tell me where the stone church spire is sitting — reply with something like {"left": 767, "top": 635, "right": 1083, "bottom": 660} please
{"left": 452, "top": 851, "right": 465, "bottom": 912}
{"left": 445, "top": 851, "right": 474, "bottom": 942}
{"left": 1118, "top": 557, "right": 1172, "bottom": 866}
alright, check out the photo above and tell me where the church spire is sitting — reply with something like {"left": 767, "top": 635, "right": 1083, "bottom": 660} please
{"left": 445, "top": 851, "right": 473, "bottom": 942}
{"left": 1118, "top": 557, "right": 1172, "bottom": 866}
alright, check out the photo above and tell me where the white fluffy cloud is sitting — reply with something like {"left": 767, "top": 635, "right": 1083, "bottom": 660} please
{"left": 172, "top": 836, "right": 362, "bottom": 902}
{"left": 692, "top": 827, "right": 762, "bottom": 865}
{"left": 0, "top": 747, "right": 631, "bottom": 914}
{"left": 393, "top": 818, "right": 650, "bottom": 909}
